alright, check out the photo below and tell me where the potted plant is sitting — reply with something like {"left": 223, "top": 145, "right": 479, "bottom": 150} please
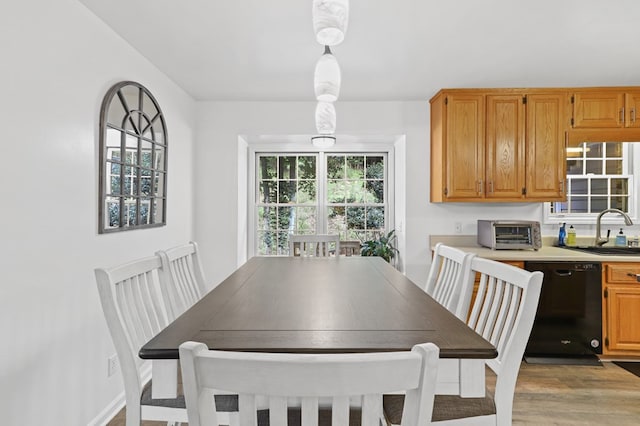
{"left": 360, "top": 230, "right": 399, "bottom": 264}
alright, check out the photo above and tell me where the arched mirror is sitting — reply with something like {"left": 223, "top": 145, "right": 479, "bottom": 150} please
{"left": 98, "top": 81, "right": 167, "bottom": 233}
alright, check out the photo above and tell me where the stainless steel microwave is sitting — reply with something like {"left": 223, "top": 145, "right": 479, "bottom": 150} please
{"left": 477, "top": 220, "right": 542, "bottom": 250}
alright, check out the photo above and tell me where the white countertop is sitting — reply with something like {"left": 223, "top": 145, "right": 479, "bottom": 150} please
{"left": 430, "top": 235, "right": 640, "bottom": 263}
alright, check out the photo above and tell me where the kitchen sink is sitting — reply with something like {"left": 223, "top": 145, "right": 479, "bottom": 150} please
{"left": 561, "top": 245, "right": 640, "bottom": 256}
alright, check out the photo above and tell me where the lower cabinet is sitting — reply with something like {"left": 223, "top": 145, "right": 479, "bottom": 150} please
{"left": 602, "top": 262, "right": 640, "bottom": 355}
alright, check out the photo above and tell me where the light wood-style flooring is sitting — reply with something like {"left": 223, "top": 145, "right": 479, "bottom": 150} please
{"left": 108, "top": 361, "right": 640, "bottom": 425}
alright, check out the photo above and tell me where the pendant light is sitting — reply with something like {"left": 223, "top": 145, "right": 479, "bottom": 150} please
{"left": 315, "top": 101, "right": 336, "bottom": 135}
{"left": 312, "top": 0, "right": 349, "bottom": 46}
{"left": 314, "top": 45, "right": 341, "bottom": 102}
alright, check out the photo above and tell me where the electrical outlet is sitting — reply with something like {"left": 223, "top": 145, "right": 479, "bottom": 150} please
{"left": 107, "top": 354, "right": 119, "bottom": 377}
{"left": 455, "top": 222, "right": 463, "bottom": 234}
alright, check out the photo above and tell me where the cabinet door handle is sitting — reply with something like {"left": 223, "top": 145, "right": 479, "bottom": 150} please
{"left": 620, "top": 107, "right": 625, "bottom": 124}
{"left": 489, "top": 181, "right": 494, "bottom": 193}
{"left": 560, "top": 180, "right": 565, "bottom": 194}
{"left": 477, "top": 180, "right": 483, "bottom": 194}
{"left": 632, "top": 108, "right": 636, "bottom": 123}
{"left": 626, "top": 273, "right": 640, "bottom": 282}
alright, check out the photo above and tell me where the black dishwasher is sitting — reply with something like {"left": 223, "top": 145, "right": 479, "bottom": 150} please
{"left": 524, "top": 261, "right": 602, "bottom": 358}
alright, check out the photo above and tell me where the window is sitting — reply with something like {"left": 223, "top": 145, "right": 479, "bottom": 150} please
{"left": 254, "top": 152, "right": 389, "bottom": 256}
{"left": 546, "top": 142, "right": 636, "bottom": 223}
{"left": 99, "top": 81, "right": 167, "bottom": 233}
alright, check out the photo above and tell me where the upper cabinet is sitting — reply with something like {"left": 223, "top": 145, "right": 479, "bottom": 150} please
{"left": 430, "top": 88, "right": 569, "bottom": 203}
{"left": 572, "top": 89, "right": 640, "bottom": 129}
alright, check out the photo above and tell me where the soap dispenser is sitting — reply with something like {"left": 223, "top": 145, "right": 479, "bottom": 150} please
{"left": 567, "top": 225, "right": 576, "bottom": 246}
{"left": 615, "top": 228, "right": 627, "bottom": 246}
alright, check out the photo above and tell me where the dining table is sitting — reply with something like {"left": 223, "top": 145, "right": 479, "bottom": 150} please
{"left": 140, "top": 256, "right": 497, "bottom": 399}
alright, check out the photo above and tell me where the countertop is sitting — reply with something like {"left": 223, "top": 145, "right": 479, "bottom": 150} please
{"left": 430, "top": 235, "right": 640, "bottom": 263}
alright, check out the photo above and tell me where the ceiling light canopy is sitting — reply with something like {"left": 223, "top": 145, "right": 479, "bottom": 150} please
{"left": 312, "top": 0, "right": 349, "bottom": 46}
{"left": 311, "top": 135, "right": 336, "bottom": 148}
{"left": 314, "top": 46, "right": 341, "bottom": 102}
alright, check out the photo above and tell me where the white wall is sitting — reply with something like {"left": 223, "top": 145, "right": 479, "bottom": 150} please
{"left": 194, "top": 101, "right": 553, "bottom": 286}
{"left": 0, "top": 1, "right": 196, "bottom": 424}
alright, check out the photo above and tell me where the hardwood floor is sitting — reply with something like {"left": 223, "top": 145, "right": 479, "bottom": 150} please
{"left": 108, "top": 361, "right": 640, "bottom": 425}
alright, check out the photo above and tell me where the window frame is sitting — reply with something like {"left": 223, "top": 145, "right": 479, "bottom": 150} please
{"left": 98, "top": 81, "right": 168, "bottom": 233}
{"left": 248, "top": 142, "right": 395, "bottom": 257}
{"left": 544, "top": 142, "right": 638, "bottom": 224}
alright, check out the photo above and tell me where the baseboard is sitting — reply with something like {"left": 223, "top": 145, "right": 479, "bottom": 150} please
{"left": 87, "top": 391, "right": 125, "bottom": 426}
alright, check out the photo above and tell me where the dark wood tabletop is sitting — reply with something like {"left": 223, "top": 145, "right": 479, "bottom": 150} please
{"left": 140, "top": 256, "right": 497, "bottom": 360}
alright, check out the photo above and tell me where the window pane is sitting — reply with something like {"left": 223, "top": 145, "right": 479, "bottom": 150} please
{"left": 586, "top": 143, "right": 602, "bottom": 158}
{"left": 259, "top": 156, "right": 277, "bottom": 180}
{"left": 346, "top": 156, "right": 364, "bottom": 179}
{"left": 140, "top": 177, "right": 152, "bottom": 196}
{"left": 154, "top": 146, "right": 165, "bottom": 171}
{"left": 567, "top": 159, "right": 582, "bottom": 175}
{"left": 279, "top": 156, "right": 296, "bottom": 179}
{"left": 105, "top": 197, "right": 120, "bottom": 228}
{"left": 366, "top": 207, "right": 385, "bottom": 230}
{"left": 298, "top": 181, "right": 316, "bottom": 203}
{"left": 328, "top": 206, "right": 346, "bottom": 236}
{"left": 585, "top": 160, "right": 602, "bottom": 174}
{"left": 611, "top": 197, "right": 629, "bottom": 211}
{"left": 591, "top": 197, "right": 608, "bottom": 212}
{"left": 611, "top": 178, "right": 628, "bottom": 195}
{"left": 109, "top": 176, "right": 121, "bottom": 195}
{"left": 258, "top": 181, "right": 277, "bottom": 203}
{"left": 152, "top": 198, "right": 164, "bottom": 224}
{"left": 125, "top": 198, "right": 137, "bottom": 226}
{"left": 257, "top": 207, "right": 277, "bottom": 231}
{"left": 154, "top": 172, "right": 165, "bottom": 197}
{"left": 298, "top": 156, "right": 316, "bottom": 179}
{"left": 278, "top": 180, "right": 296, "bottom": 203}
{"left": 346, "top": 207, "right": 365, "bottom": 230}
{"left": 569, "top": 196, "right": 588, "bottom": 213}
{"left": 346, "top": 181, "right": 365, "bottom": 203}
{"left": 590, "top": 179, "right": 608, "bottom": 195}
{"left": 571, "top": 179, "right": 588, "bottom": 195}
{"left": 327, "top": 155, "right": 345, "bottom": 179}
{"left": 605, "top": 142, "right": 622, "bottom": 157}
{"left": 327, "top": 180, "right": 346, "bottom": 203}
{"left": 277, "top": 206, "right": 294, "bottom": 230}
{"left": 257, "top": 231, "right": 278, "bottom": 255}
{"left": 140, "top": 199, "right": 151, "bottom": 224}
{"left": 277, "top": 231, "right": 290, "bottom": 256}
{"left": 295, "top": 207, "right": 317, "bottom": 232}
{"left": 366, "top": 181, "right": 384, "bottom": 203}
{"left": 606, "top": 160, "right": 623, "bottom": 174}
{"left": 366, "top": 156, "right": 384, "bottom": 179}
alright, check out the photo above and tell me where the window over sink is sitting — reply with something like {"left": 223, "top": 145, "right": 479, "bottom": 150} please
{"left": 544, "top": 142, "right": 637, "bottom": 224}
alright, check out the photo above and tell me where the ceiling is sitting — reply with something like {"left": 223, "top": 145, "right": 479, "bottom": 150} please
{"left": 79, "top": 0, "right": 640, "bottom": 102}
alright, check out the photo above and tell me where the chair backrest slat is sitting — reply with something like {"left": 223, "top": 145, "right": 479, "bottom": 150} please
{"left": 157, "top": 241, "right": 208, "bottom": 320}
{"left": 179, "top": 341, "right": 440, "bottom": 426}
{"left": 424, "top": 243, "right": 476, "bottom": 320}
{"left": 289, "top": 234, "right": 341, "bottom": 257}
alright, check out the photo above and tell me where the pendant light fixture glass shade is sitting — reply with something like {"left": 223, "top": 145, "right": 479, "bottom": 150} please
{"left": 312, "top": 0, "right": 349, "bottom": 46}
{"left": 314, "top": 46, "right": 341, "bottom": 102}
{"left": 315, "top": 101, "right": 336, "bottom": 134}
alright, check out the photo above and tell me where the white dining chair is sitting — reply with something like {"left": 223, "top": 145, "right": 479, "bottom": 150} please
{"left": 289, "top": 234, "right": 340, "bottom": 257}
{"left": 156, "top": 241, "right": 208, "bottom": 320}
{"left": 95, "top": 256, "right": 188, "bottom": 426}
{"left": 179, "top": 340, "right": 440, "bottom": 426}
{"left": 95, "top": 255, "right": 237, "bottom": 426}
{"left": 384, "top": 257, "right": 543, "bottom": 426}
{"left": 424, "top": 243, "right": 476, "bottom": 321}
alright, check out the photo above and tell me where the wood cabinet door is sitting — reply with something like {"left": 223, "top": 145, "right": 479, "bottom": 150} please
{"left": 605, "top": 285, "right": 640, "bottom": 352}
{"left": 444, "top": 94, "right": 485, "bottom": 200}
{"left": 485, "top": 95, "right": 525, "bottom": 199}
{"left": 525, "top": 93, "right": 567, "bottom": 200}
{"left": 572, "top": 91, "right": 624, "bottom": 128}
{"left": 624, "top": 92, "right": 640, "bottom": 128}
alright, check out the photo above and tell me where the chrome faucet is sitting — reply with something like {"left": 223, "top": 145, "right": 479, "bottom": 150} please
{"left": 595, "top": 208, "right": 634, "bottom": 246}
